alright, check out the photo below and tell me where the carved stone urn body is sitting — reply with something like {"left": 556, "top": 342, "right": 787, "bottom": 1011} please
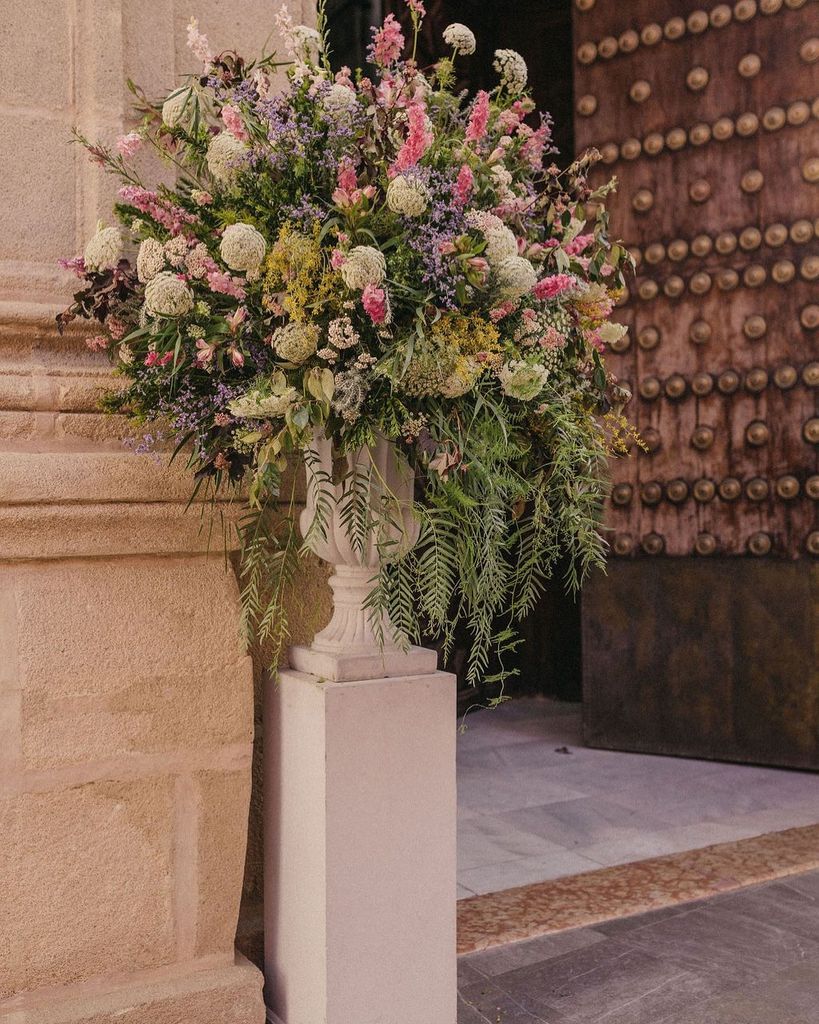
{"left": 288, "top": 430, "right": 437, "bottom": 681}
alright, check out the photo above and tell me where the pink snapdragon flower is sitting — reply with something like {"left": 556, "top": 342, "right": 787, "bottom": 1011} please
{"left": 406, "top": 0, "right": 426, "bottom": 14}
{"left": 370, "top": 14, "right": 405, "bottom": 66}
{"left": 116, "top": 132, "right": 142, "bottom": 158}
{"left": 118, "top": 185, "right": 197, "bottom": 235}
{"left": 465, "top": 91, "right": 490, "bottom": 144}
{"left": 361, "top": 283, "right": 389, "bottom": 325}
{"left": 221, "top": 105, "right": 248, "bottom": 142}
{"left": 533, "top": 273, "right": 577, "bottom": 300}
{"left": 521, "top": 121, "right": 553, "bottom": 170}
{"left": 57, "top": 255, "right": 86, "bottom": 277}
{"left": 390, "top": 101, "right": 433, "bottom": 176}
{"left": 206, "top": 270, "right": 246, "bottom": 300}
{"left": 454, "top": 164, "right": 474, "bottom": 206}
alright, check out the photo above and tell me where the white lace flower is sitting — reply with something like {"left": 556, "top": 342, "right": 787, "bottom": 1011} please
{"left": 163, "top": 235, "right": 190, "bottom": 267}
{"left": 206, "top": 132, "right": 248, "bottom": 185}
{"left": 229, "top": 387, "right": 298, "bottom": 419}
{"left": 443, "top": 23, "right": 476, "bottom": 55}
{"left": 84, "top": 226, "right": 122, "bottom": 272}
{"left": 495, "top": 255, "right": 537, "bottom": 298}
{"left": 292, "top": 24, "right": 323, "bottom": 63}
{"left": 272, "top": 321, "right": 320, "bottom": 364}
{"left": 220, "top": 223, "right": 267, "bottom": 273}
{"left": 386, "top": 175, "right": 430, "bottom": 217}
{"left": 466, "top": 210, "right": 518, "bottom": 265}
{"left": 323, "top": 82, "right": 358, "bottom": 116}
{"left": 493, "top": 49, "right": 528, "bottom": 92}
{"left": 144, "top": 271, "right": 194, "bottom": 317}
{"left": 136, "top": 238, "right": 166, "bottom": 283}
{"left": 340, "top": 245, "right": 386, "bottom": 290}
{"left": 497, "top": 359, "right": 549, "bottom": 400}
{"left": 162, "top": 88, "right": 195, "bottom": 128}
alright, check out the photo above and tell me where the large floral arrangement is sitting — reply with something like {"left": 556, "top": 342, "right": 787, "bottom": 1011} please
{"left": 59, "top": 3, "right": 634, "bottom": 682}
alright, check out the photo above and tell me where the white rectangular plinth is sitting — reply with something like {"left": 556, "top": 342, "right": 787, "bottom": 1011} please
{"left": 264, "top": 667, "right": 457, "bottom": 1024}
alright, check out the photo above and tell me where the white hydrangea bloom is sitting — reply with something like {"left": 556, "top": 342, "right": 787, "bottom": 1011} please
{"left": 495, "top": 255, "right": 538, "bottom": 298}
{"left": 206, "top": 132, "right": 248, "bottom": 185}
{"left": 272, "top": 321, "right": 320, "bottom": 364}
{"left": 597, "top": 322, "right": 629, "bottom": 345}
{"left": 84, "top": 226, "right": 122, "bottom": 272}
{"left": 443, "top": 23, "right": 476, "bottom": 55}
{"left": 220, "top": 223, "right": 267, "bottom": 273}
{"left": 136, "top": 238, "right": 166, "bottom": 283}
{"left": 229, "top": 387, "right": 298, "bottom": 419}
{"left": 292, "top": 25, "right": 323, "bottom": 63}
{"left": 340, "top": 245, "right": 386, "bottom": 290}
{"left": 162, "top": 88, "right": 194, "bottom": 128}
{"left": 497, "top": 359, "right": 550, "bottom": 400}
{"left": 323, "top": 82, "right": 358, "bottom": 116}
{"left": 493, "top": 49, "right": 528, "bottom": 92}
{"left": 144, "top": 271, "right": 194, "bottom": 317}
{"left": 386, "top": 175, "right": 430, "bottom": 217}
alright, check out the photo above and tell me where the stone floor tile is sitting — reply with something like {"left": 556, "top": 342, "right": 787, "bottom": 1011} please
{"left": 458, "top": 849, "right": 601, "bottom": 896}
{"left": 462, "top": 928, "right": 607, "bottom": 977}
{"left": 458, "top": 815, "right": 574, "bottom": 871}
{"left": 495, "top": 797, "right": 670, "bottom": 852}
{"left": 458, "top": 978, "right": 572, "bottom": 1023}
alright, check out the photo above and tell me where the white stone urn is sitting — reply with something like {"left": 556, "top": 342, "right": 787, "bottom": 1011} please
{"left": 288, "top": 430, "right": 438, "bottom": 681}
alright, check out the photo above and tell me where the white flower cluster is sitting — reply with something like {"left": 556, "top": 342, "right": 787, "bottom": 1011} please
{"left": 340, "top": 245, "right": 386, "bottom": 290}
{"left": 136, "top": 238, "right": 165, "bottom": 283}
{"left": 229, "top": 386, "right": 298, "bottom": 420}
{"left": 497, "top": 359, "right": 550, "bottom": 400}
{"left": 272, "top": 321, "right": 320, "bottom": 364}
{"left": 466, "top": 210, "right": 518, "bottom": 264}
{"left": 206, "top": 132, "right": 248, "bottom": 185}
{"left": 597, "top": 322, "right": 629, "bottom": 346}
{"left": 495, "top": 255, "right": 537, "bottom": 298}
{"left": 327, "top": 315, "right": 361, "bottom": 350}
{"left": 491, "top": 164, "right": 516, "bottom": 205}
{"left": 144, "top": 271, "right": 194, "bottom": 317}
{"left": 323, "top": 83, "right": 358, "bottom": 116}
{"left": 84, "top": 226, "right": 122, "bottom": 272}
{"left": 162, "top": 88, "right": 194, "bottom": 128}
{"left": 164, "top": 235, "right": 189, "bottom": 267}
{"left": 493, "top": 49, "right": 528, "bottom": 92}
{"left": 443, "top": 22, "right": 476, "bottom": 55}
{"left": 185, "top": 242, "right": 211, "bottom": 279}
{"left": 220, "top": 223, "right": 266, "bottom": 274}
{"left": 386, "top": 175, "right": 430, "bottom": 217}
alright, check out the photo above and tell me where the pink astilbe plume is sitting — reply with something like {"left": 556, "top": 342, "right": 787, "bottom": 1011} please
{"left": 389, "top": 102, "right": 433, "bottom": 176}
{"left": 465, "top": 90, "right": 490, "bottom": 144}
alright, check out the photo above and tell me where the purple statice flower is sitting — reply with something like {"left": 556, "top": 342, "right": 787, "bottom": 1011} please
{"left": 400, "top": 168, "right": 466, "bottom": 309}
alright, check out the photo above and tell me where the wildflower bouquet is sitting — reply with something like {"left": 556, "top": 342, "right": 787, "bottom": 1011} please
{"left": 59, "top": 3, "right": 633, "bottom": 683}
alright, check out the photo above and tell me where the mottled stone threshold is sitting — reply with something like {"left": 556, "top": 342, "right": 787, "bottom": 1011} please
{"left": 457, "top": 823, "right": 819, "bottom": 954}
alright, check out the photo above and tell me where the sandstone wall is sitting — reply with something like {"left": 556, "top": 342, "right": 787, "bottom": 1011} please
{"left": 0, "top": 2, "right": 321, "bottom": 1021}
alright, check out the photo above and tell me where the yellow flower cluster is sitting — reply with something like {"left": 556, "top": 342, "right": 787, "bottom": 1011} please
{"left": 430, "top": 313, "right": 499, "bottom": 356}
{"left": 263, "top": 222, "right": 327, "bottom": 321}
{"left": 404, "top": 314, "right": 499, "bottom": 398}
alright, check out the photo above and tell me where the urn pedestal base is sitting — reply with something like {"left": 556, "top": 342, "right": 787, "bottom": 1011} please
{"left": 263, "top": 663, "right": 457, "bottom": 1024}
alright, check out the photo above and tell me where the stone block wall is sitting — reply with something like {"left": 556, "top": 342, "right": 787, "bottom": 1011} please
{"left": 0, "top": 2, "right": 318, "bottom": 1021}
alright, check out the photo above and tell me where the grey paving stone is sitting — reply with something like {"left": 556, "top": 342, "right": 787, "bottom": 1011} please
{"left": 458, "top": 978, "right": 572, "bottom": 1023}
{"left": 462, "top": 928, "right": 607, "bottom": 977}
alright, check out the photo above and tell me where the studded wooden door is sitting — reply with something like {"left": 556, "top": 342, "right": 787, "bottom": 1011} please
{"left": 575, "top": 0, "right": 819, "bottom": 768}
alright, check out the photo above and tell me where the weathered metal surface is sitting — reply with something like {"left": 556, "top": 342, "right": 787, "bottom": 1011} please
{"left": 574, "top": 0, "right": 819, "bottom": 558}
{"left": 582, "top": 560, "right": 818, "bottom": 769}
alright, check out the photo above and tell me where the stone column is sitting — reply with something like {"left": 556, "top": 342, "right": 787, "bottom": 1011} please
{"left": 0, "top": 1, "right": 314, "bottom": 1021}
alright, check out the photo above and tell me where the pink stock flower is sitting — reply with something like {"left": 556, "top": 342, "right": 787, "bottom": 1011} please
{"left": 406, "top": 0, "right": 426, "bottom": 14}
{"left": 86, "top": 335, "right": 108, "bottom": 352}
{"left": 390, "top": 102, "right": 433, "bottom": 176}
{"left": 106, "top": 316, "right": 127, "bottom": 340}
{"left": 335, "top": 66, "right": 355, "bottom": 88}
{"left": 206, "top": 270, "right": 246, "bottom": 299}
{"left": 361, "top": 283, "right": 389, "bottom": 325}
{"left": 116, "top": 132, "right": 142, "bottom": 158}
{"left": 564, "top": 233, "right": 594, "bottom": 256}
{"left": 370, "top": 14, "right": 405, "bottom": 66}
{"left": 533, "top": 273, "right": 577, "bottom": 300}
{"left": 118, "top": 185, "right": 197, "bottom": 234}
{"left": 221, "top": 105, "right": 248, "bottom": 142}
{"left": 186, "top": 17, "right": 213, "bottom": 67}
{"left": 465, "top": 91, "right": 490, "bottom": 144}
{"left": 521, "top": 121, "right": 552, "bottom": 170}
{"left": 454, "top": 164, "right": 473, "bottom": 206}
